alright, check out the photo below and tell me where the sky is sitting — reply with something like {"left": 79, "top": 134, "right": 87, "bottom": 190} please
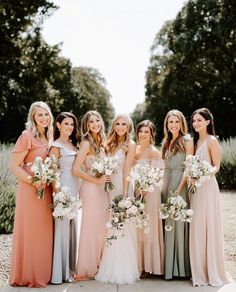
{"left": 42, "top": 0, "right": 185, "bottom": 114}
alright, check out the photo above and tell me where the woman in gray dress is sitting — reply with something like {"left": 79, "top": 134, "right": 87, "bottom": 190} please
{"left": 49, "top": 112, "right": 80, "bottom": 284}
{"left": 161, "top": 110, "right": 193, "bottom": 280}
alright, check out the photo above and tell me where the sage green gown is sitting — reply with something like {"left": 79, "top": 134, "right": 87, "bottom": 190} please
{"left": 161, "top": 136, "right": 191, "bottom": 280}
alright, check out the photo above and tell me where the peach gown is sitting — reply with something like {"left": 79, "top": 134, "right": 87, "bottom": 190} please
{"left": 9, "top": 129, "right": 53, "bottom": 287}
{"left": 189, "top": 137, "right": 233, "bottom": 286}
{"left": 95, "top": 149, "right": 140, "bottom": 284}
{"left": 136, "top": 158, "right": 164, "bottom": 275}
{"left": 76, "top": 152, "right": 109, "bottom": 279}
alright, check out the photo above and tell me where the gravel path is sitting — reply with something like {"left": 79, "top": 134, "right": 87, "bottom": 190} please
{"left": 0, "top": 234, "right": 12, "bottom": 287}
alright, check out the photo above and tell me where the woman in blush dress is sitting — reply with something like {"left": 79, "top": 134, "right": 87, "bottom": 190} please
{"left": 161, "top": 110, "right": 193, "bottom": 280}
{"left": 95, "top": 113, "right": 140, "bottom": 284}
{"left": 73, "top": 111, "right": 110, "bottom": 280}
{"left": 50, "top": 112, "right": 80, "bottom": 284}
{"left": 134, "top": 120, "right": 164, "bottom": 278}
{"left": 189, "top": 108, "right": 233, "bottom": 286}
{"left": 9, "top": 101, "right": 54, "bottom": 287}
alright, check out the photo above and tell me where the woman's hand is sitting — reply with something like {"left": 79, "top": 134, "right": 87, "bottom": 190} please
{"left": 140, "top": 190, "right": 149, "bottom": 196}
{"left": 95, "top": 175, "right": 111, "bottom": 184}
{"left": 32, "top": 180, "right": 46, "bottom": 190}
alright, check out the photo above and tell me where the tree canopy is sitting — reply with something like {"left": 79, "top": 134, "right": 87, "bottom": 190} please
{"left": 144, "top": 0, "right": 236, "bottom": 139}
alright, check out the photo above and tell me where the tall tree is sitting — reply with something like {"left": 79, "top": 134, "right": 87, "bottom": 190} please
{"left": 145, "top": 0, "right": 236, "bottom": 139}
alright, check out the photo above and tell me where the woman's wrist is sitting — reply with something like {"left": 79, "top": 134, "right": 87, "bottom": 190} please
{"left": 27, "top": 175, "right": 33, "bottom": 185}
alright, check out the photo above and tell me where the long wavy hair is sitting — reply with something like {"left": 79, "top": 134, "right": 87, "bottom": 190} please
{"left": 106, "top": 113, "right": 134, "bottom": 154}
{"left": 54, "top": 112, "right": 79, "bottom": 147}
{"left": 191, "top": 107, "right": 215, "bottom": 147}
{"left": 162, "top": 109, "right": 188, "bottom": 159}
{"left": 136, "top": 120, "right": 156, "bottom": 145}
{"left": 81, "top": 110, "right": 105, "bottom": 154}
{"left": 25, "top": 101, "right": 53, "bottom": 140}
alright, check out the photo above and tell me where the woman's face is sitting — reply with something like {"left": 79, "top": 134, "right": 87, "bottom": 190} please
{"left": 138, "top": 126, "right": 151, "bottom": 145}
{"left": 88, "top": 114, "right": 102, "bottom": 134}
{"left": 57, "top": 117, "right": 74, "bottom": 138}
{"left": 192, "top": 113, "right": 209, "bottom": 133}
{"left": 167, "top": 115, "right": 181, "bottom": 135}
{"left": 115, "top": 117, "right": 128, "bottom": 137}
{"left": 34, "top": 107, "right": 50, "bottom": 129}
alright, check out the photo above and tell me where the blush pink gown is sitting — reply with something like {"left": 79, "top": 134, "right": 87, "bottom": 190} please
{"left": 9, "top": 130, "right": 53, "bottom": 287}
{"left": 76, "top": 153, "right": 109, "bottom": 279}
{"left": 189, "top": 137, "right": 233, "bottom": 286}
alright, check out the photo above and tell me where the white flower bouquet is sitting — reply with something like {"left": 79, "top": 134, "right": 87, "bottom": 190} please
{"left": 106, "top": 195, "right": 149, "bottom": 245}
{"left": 30, "top": 155, "right": 60, "bottom": 199}
{"left": 184, "top": 154, "right": 217, "bottom": 194}
{"left": 91, "top": 156, "right": 118, "bottom": 192}
{"left": 159, "top": 193, "right": 193, "bottom": 231}
{"left": 52, "top": 186, "right": 82, "bottom": 220}
{"left": 130, "top": 164, "right": 163, "bottom": 193}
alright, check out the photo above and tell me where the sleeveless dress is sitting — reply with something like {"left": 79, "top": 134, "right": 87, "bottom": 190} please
{"left": 76, "top": 151, "right": 109, "bottom": 279}
{"left": 189, "top": 137, "right": 233, "bottom": 286}
{"left": 135, "top": 158, "right": 164, "bottom": 275}
{"left": 95, "top": 148, "right": 140, "bottom": 284}
{"left": 51, "top": 140, "right": 81, "bottom": 284}
{"left": 10, "top": 130, "right": 53, "bottom": 287}
{"left": 161, "top": 135, "right": 191, "bottom": 280}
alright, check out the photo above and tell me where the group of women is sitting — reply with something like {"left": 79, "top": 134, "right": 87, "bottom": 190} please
{"left": 9, "top": 101, "right": 233, "bottom": 288}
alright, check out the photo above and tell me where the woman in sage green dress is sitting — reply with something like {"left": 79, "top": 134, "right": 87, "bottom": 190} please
{"left": 161, "top": 110, "right": 193, "bottom": 280}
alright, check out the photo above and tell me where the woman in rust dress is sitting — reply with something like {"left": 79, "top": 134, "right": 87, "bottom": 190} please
{"left": 9, "top": 101, "right": 54, "bottom": 287}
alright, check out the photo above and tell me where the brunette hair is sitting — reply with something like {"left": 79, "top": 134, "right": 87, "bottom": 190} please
{"left": 136, "top": 120, "right": 156, "bottom": 145}
{"left": 25, "top": 101, "right": 53, "bottom": 140}
{"left": 162, "top": 109, "right": 188, "bottom": 159}
{"left": 106, "top": 113, "right": 134, "bottom": 154}
{"left": 54, "top": 112, "right": 79, "bottom": 147}
{"left": 191, "top": 108, "right": 215, "bottom": 147}
{"left": 81, "top": 110, "right": 105, "bottom": 154}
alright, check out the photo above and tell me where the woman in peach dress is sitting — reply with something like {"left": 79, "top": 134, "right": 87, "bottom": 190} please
{"left": 73, "top": 111, "right": 110, "bottom": 280}
{"left": 190, "top": 108, "right": 233, "bottom": 286}
{"left": 9, "top": 101, "right": 54, "bottom": 287}
{"left": 134, "top": 120, "right": 164, "bottom": 277}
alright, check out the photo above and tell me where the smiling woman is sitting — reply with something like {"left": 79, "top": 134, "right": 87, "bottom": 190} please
{"left": 9, "top": 101, "right": 54, "bottom": 287}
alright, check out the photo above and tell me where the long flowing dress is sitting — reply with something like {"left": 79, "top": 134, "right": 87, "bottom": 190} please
{"left": 189, "top": 137, "right": 233, "bottom": 286}
{"left": 76, "top": 151, "right": 109, "bottom": 279}
{"left": 51, "top": 140, "right": 81, "bottom": 284}
{"left": 161, "top": 135, "right": 191, "bottom": 280}
{"left": 9, "top": 129, "right": 53, "bottom": 287}
{"left": 136, "top": 158, "right": 164, "bottom": 275}
{"left": 95, "top": 149, "right": 140, "bottom": 284}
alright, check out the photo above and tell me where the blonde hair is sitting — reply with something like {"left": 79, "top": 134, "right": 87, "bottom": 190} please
{"left": 106, "top": 113, "right": 134, "bottom": 154}
{"left": 25, "top": 101, "right": 53, "bottom": 140}
{"left": 162, "top": 109, "right": 188, "bottom": 159}
{"left": 81, "top": 110, "right": 105, "bottom": 154}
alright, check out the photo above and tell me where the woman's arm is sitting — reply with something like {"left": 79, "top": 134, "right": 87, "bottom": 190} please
{"left": 10, "top": 151, "right": 45, "bottom": 190}
{"left": 72, "top": 140, "right": 108, "bottom": 184}
{"left": 49, "top": 146, "right": 61, "bottom": 193}
{"left": 123, "top": 141, "right": 136, "bottom": 197}
{"left": 175, "top": 139, "right": 194, "bottom": 194}
{"left": 208, "top": 136, "right": 221, "bottom": 173}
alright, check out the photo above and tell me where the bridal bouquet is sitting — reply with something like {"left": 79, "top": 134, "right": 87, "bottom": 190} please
{"left": 184, "top": 154, "right": 217, "bottom": 195}
{"left": 91, "top": 156, "right": 118, "bottom": 192}
{"left": 106, "top": 195, "right": 149, "bottom": 245}
{"left": 30, "top": 155, "right": 60, "bottom": 199}
{"left": 52, "top": 186, "right": 82, "bottom": 220}
{"left": 130, "top": 164, "right": 163, "bottom": 193}
{"left": 159, "top": 193, "right": 193, "bottom": 231}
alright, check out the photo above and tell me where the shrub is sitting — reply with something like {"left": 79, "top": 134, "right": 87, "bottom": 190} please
{"left": 217, "top": 138, "right": 236, "bottom": 189}
{"left": 0, "top": 144, "right": 17, "bottom": 234}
